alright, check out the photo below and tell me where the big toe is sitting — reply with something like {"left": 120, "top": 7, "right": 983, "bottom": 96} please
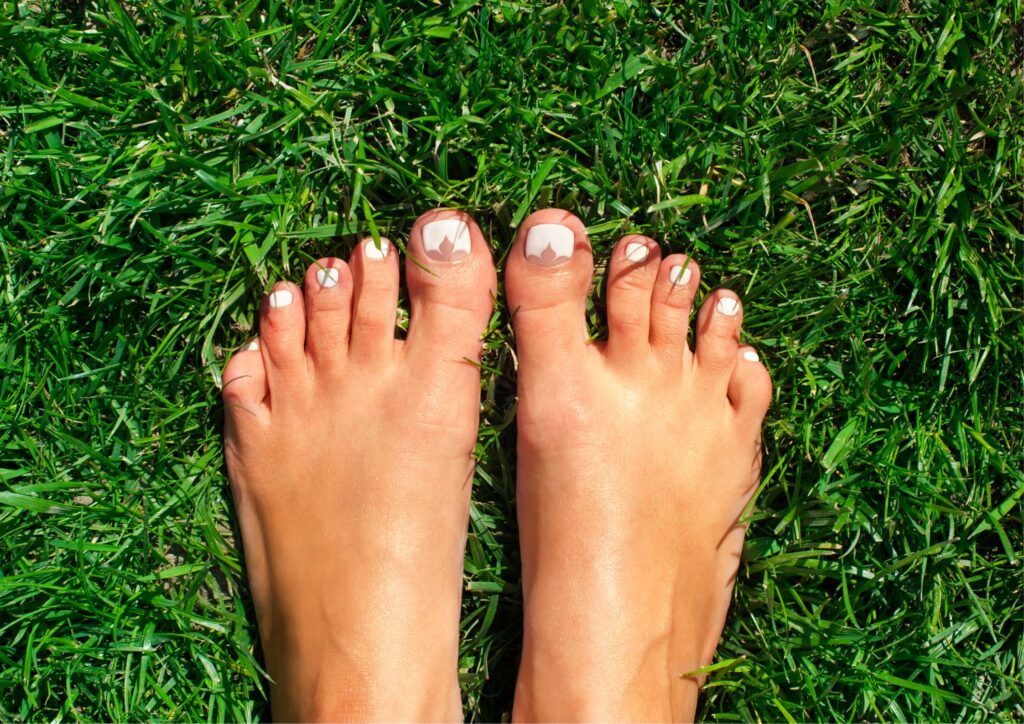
{"left": 505, "top": 208, "right": 594, "bottom": 366}
{"left": 403, "top": 209, "right": 497, "bottom": 387}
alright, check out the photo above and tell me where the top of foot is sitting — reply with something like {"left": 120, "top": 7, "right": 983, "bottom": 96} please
{"left": 507, "top": 209, "right": 772, "bottom": 722}
{"left": 221, "top": 209, "right": 496, "bottom": 721}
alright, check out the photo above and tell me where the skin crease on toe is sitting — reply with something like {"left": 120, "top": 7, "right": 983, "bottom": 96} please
{"left": 221, "top": 209, "right": 496, "bottom": 721}
{"left": 508, "top": 210, "right": 772, "bottom": 722}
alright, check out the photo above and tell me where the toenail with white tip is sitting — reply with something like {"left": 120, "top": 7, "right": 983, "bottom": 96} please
{"left": 716, "top": 297, "right": 740, "bottom": 316}
{"left": 269, "top": 290, "right": 293, "bottom": 308}
{"left": 624, "top": 242, "right": 649, "bottom": 262}
{"left": 422, "top": 219, "right": 471, "bottom": 262}
{"left": 245, "top": 339, "right": 259, "bottom": 351}
{"left": 525, "top": 224, "right": 575, "bottom": 266}
{"left": 316, "top": 268, "right": 339, "bottom": 288}
{"left": 670, "top": 266, "right": 692, "bottom": 286}
{"left": 743, "top": 350, "right": 759, "bottom": 362}
{"left": 364, "top": 238, "right": 390, "bottom": 261}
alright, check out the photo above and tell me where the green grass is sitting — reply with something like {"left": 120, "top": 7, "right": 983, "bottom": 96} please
{"left": 1, "top": 0, "right": 1021, "bottom": 720}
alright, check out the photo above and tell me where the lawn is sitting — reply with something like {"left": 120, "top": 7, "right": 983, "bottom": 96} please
{"left": 1, "top": 0, "right": 1021, "bottom": 720}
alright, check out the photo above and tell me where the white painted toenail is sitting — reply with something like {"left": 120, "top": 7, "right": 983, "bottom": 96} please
{"left": 316, "top": 268, "right": 339, "bottom": 288}
{"left": 670, "top": 266, "right": 692, "bottom": 286}
{"left": 422, "top": 219, "right": 471, "bottom": 262}
{"left": 743, "top": 350, "right": 759, "bottom": 362}
{"left": 269, "top": 290, "right": 293, "bottom": 308}
{"left": 364, "top": 238, "right": 390, "bottom": 260}
{"left": 245, "top": 339, "right": 259, "bottom": 351}
{"left": 525, "top": 224, "right": 574, "bottom": 266}
{"left": 716, "top": 297, "right": 740, "bottom": 316}
{"left": 624, "top": 242, "right": 649, "bottom": 262}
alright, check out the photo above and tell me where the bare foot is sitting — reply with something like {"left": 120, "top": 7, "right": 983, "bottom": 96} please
{"left": 507, "top": 210, "right": 772, "bottom": 721}
{"left": 221, "top": 210, "right": 496, "bottom": 720}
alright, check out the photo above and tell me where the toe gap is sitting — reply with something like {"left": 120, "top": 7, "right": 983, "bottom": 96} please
{"left": 395, "top": 296, "right": 410, "bottom": 340}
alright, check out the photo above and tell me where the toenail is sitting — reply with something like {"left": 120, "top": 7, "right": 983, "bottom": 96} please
{"left": 716, "top": 297, "right": 740, "bottom": 316}
{"left": 422, "top": 219, "right": 471, "bottom": 262}
{"left": 269, "top": 290, "right": 293, "bottom": 308}
{"left": 670, "top": 266, "right": 692, "bottom": 286}
{"left": 364, "top": 238, "right": 390, "bottom": 261}
{"left": 245, "top": 339, "right": 259, "bottom": 351}
{"left": 525, "top": 224, "right": 574, "bottom": 266}
{"left": 743, "top": 349, "right": 759, "bottom": 362}
{"left": 624, "top": 242, "right": 649, "bottom": 262}
{"left": 316, "top": 268, "right": 340, "bottom": 288}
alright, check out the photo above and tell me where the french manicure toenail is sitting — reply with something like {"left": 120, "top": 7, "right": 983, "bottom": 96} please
{"left": 743, "top": 350, "right": 759, "bottom": 362}
{"left": 624, "top": 242, "right": 649, "bottom": 262}
{"left": 245, "top": 339, "right": 259, "bottom": 351}
{"left": 525, "top": 224, "right": 574, "bottom": 266}
{"left": 422, "top": 219, "right": 471, "bottom": 262}
{"left": 316, "top": 268, "right": 339, "bottom": 288}
{"left": 364, "top": 238, "right": 390, "bottom": 260}
{"left": 269, "top": 290, "right": 293, "bottom": 308}
{"left": 717, "top": 297, "right": 740, "bottom": 316}
{"left": 670, "top": 266, "right": 692, "bottom": 286}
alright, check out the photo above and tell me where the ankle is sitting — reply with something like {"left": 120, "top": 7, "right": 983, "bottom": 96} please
{"left": 264, "top": 613, "right": 463, "bottom": 721}
{"left": 514, "top": 602, "right": 706, "bottom": 721}
{"left": 514, "top": 658, "right": 698, "bottom": 722}
{"left": 272, "top": 655, "right": 462, "bottom": 721}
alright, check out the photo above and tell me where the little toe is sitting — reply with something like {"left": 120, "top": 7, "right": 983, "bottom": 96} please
{"left": 605, "top": 235, "right": 661, "bottom": 363}
{"left": 404, "top": 208, "right": 497, "bottom": 367}
{"left": 349, "top": 236, "right": 400, "bottom": 365}
{"left": 222, "top": 337, "right": 269, "bottom": 420}
{"left": 693, "top": 289, "right": 743, "bottom": 389}
{"left": 728, "top": 346, "right": 773, "bottom": 429}
{"left": 650, "top": 255, "right": 700, "bottom": 362}
{"left": 259, "top": 281, "right": 309, "bottom": 382}
{"left": 303, "top": 258, "right": 353, "bottom": 373}
{"left": 505, "top": 208, "right": 594, "bottom": 367}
